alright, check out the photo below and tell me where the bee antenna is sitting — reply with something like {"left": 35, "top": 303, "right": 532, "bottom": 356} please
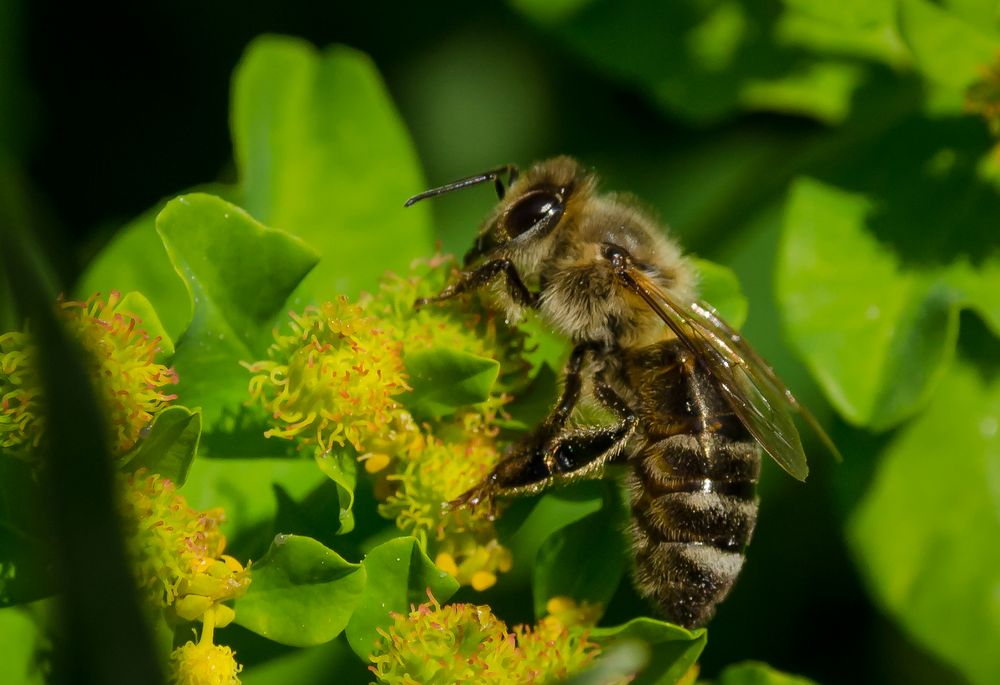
{"left": 404, "top": 164, "right": 519, "bottom": 207}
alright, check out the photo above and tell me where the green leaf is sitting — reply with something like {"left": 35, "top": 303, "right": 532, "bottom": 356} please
{"left": 691, "top": 257, "right": 748, "bottom": 329}
{"left": 235, "top": 534, "right": 366, "bottom": 647}
{"left": 511, "top": 0, "right": 867, "bottom": 123}
{"left": 739, "top": 61, "right": 866, "bottom": 124}
{"left": 76, "top": 202, "right": 191, "bottom": 340}
{"left": 240, "top": 637, "right": 372, "bottom": 685}
{"left": 400, "top": 348, "right": 500, "bottom": 420}
{"left": 944, "top": 255, "right": 1000, "bottom": 337}
{"left": 0, "top": 605, "right": 45, "bottom": 685}
{"left": 898, "top": 0, "right": 1000, "bottom": 91}
{"left": 716, "top": 661, "right": 819, "bottom": 685}
{"left": 313, "top": 450, "right": 357, "bottom": 534}
{"left": 521, "top": 313, "right": 569, "bottom": 374}
{"left": 590, "top": 617, "right": 706, "bottom": 685}
{"left": 532, "top": 481, "right": 628, "bottom": 618}
{"left": 231, "top": 36, "right": 433, "bottom": 300}
{"left": 776, "top": 0, "right": 908, "bottom": 68}
{"left": 849, "top": 359, "right": 1000, "bottom": 685}
{"left": 115, "top": 291, "right": 174, "bottom": 358}
{"left": 562, "top": 640, "right": 650, "bottom": 685}
{"left": 181, "top": 457, "right": 327, "bottom": 543}
{"left": 345, "top": 536, "right": 459, "bottom": 659}
{"left": 501, "top": 480, "right": 606, "bottom": 585}
{"left": 498, "top": 361, "right": 559, "bottom": 431}
{"left": 778, "top": 178, "right": 961, "bottom": 429}
{"left": 119, "top": 406, "right": 201, "bottom": 485}
{"left": 157, "top": 193, "right": 319, "bottom": 426}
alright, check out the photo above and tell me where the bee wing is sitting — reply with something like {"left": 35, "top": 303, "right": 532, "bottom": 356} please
{"left": 622, "top": 266, "right": 838, "bottom": 481}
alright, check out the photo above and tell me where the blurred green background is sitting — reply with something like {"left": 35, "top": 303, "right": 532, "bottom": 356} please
{"left": 3, "top": 1, "right": 999, "bottom": 684}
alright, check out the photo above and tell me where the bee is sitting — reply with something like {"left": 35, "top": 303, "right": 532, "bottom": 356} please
{"left": 405, "top": 157, "right": 838, "bottom": 628}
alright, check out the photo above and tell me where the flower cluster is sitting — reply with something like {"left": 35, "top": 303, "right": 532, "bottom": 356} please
{"left": 169, "top": 606, "right": 243, "bottom": 685}
{"left": 372, "top": 254, "right": 531, "bottom": 406}
{"left": 370, "top": 593, "right": 624, "bottom": 685}
{"left": 246, "top": 257, "right": 532, "bottom": 590}
{"left": 378, "top": 436, "right": 512, "bottom": 590}
{"left": 0, "top": 292, "right": 177, "bottom": 455}
{"left": 119, "top": 469, "right": 250, "bottom": 623}
{"left": 244, "top": 297, "right": 409, "bottom": 453}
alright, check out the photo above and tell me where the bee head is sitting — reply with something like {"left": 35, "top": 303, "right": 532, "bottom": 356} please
{"left": 405, "top": 157, "right": 590, "bottom": 268}
{"left": 464, "top": 183, "right": 567, "bottom": 265}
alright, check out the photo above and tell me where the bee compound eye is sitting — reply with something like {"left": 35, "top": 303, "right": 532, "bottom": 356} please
{"left": 505, "top": 190, "right": 563, "bottom": 237}
{"left": 602, "top": 243, "right": 628, "bottom": 263}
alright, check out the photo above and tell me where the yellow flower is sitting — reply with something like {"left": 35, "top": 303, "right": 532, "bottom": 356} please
{"left": 1, "top": 292, "right": 177, "bottom": 455}
{"left": 370, "top": 594, "right": 615, "bottom": 685}
{"left": 245, "top": 297, "right": 409, "bottom": 453}
{"left": 538, "top": 596, "right": 604, "bottom": 638}
{"left": 0, "top": 330, "right": 43, "bottom": 450}
{"left": 170, "top": 607, "right": 243, "bottom": 685}
{"left": 170, "top": 641, "right": 242, "bottom": 685}
{"left": 513, "top": 622, "right": 600, "bottom": 683}
{"left": 379, "top": 436, "right": 512, "bottom": 589}
{"left": 370, "top": 594, "right": 517, "bottom": 685}
{"left": 119, "top": 470, "right": 249, "bottom": 617}
{"left": 370, "top": 255, "right": 532, "bottom": 432}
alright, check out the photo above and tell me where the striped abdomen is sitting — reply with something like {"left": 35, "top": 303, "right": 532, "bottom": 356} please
{"left": 623, "top": 340, "right": 761, "bottom": 628}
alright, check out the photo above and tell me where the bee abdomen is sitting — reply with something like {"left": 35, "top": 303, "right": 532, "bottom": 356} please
{"left": 630, "top": 535, "right": 747, "bottom": 629}
{"left": 627, "top": 435, "right": 760, "bottom": 628}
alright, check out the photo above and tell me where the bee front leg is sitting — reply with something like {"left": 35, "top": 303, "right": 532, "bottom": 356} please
{"left": 414, "top": 258, "right": 537, "bottom": 309}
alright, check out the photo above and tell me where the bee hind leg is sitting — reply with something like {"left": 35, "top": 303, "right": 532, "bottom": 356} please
{"left": 543, "top": 384, "right": 638, "bottom": 483}
{"left": 451, "top": 365, "right": 637, "bottom": 508}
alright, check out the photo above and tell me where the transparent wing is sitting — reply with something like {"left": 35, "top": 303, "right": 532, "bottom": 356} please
{"left": 621, "top": 265, "right": 839, "bottom": 481}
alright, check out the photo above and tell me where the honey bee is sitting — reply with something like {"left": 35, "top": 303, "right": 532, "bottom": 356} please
{"left": 405, "top": 157, "right": 838, "bottom": 628}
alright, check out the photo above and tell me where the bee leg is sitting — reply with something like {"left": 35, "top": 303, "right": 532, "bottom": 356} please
{"left": 543, "top": 384, "right": 638, "bottom": 481}
{"left": 449, "top": 343, "right": 595, "bottom": 509}
{"left": 452, "top": 363, "right": 635, "bottom": 508}
{"left": 414, "top": 259, "right": 536, "bottom": 309}
{"left": 493, "top": 164, "right": 519, "bottom": 199}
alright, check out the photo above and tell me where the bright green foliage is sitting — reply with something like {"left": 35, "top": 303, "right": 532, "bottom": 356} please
{"left": 850, "top": 360, "right": 1000, "bottom": 685}
{"left": 235, "top": 535, "right": 365, "bottom": 647}
{"left": 778, "top": 179, "right": 958, "bottom": 429}
{"left": 76, "top": 203, "right": 192, "bottom": 340}
{"left": 345, "top": 536, "right": 460, "bottom": 659}
{"left": 899, "top": 0, "right": 1000, "bottom": 91}
{"left": 158, "top": 194, "right": 319, "bottom": 427}
{"left": 119, "top": 406, "right": 201, "bottom": 485}
{"left": 181, "top": 457, "right": 328, "bottom": 541}
{"left": 400, "top": 348, "right": 500, "bottom": 420}
{"left": 531, "top": 481, "right": 628, "bottom": 620}
{"left": 0, "top": 604, "right": 46, "bottom": 685}
{"left": 115, "top": 291, "right": 174, "bottom": 357}
{"left": 590, "top": 618, "right": 706, "bottom": 685}
{"left": 510, "top": 0, "right": 871, "bottom": 123}
{"left": 779, "top": 172, "right": 999, "bottom": 430}
{"left": 313, "top": 450, "right": 357, "bottom": 534}
{"left": 231, "top": 37, "right": 434, "bottom": 300}
{"left": 691, "top": 258, "right": 748, "bottom": 329}
{"left": 502, "top": 480, "right": 606, "bottom": 585}
{"left": 777, "top": 0, "right": 907, "bottom": 68}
